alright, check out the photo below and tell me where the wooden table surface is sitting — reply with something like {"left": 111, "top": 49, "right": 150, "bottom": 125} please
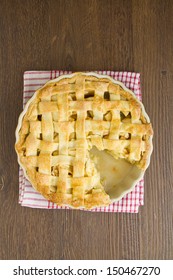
{"left": 0, "top": 0, "right": 172, "bottom": 260}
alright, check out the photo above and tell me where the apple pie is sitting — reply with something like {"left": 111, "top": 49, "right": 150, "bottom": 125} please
{"left": 15, "top": 72, "right": 153, "bottom": 209}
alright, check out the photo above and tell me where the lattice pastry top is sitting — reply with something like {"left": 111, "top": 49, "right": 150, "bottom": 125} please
{"left": 15, "top": 72, "right": 153, "bottom": 209}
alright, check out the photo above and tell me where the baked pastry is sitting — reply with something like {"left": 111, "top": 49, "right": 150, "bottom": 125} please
{"left": 15, "top": 72, "right": 153, "bottom": 209}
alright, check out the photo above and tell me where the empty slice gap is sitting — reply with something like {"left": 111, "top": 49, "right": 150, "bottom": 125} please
{"left": 89, "top": 146, "right": 140, "bottom": 198}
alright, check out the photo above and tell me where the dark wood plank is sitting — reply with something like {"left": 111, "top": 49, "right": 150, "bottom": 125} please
{"left": 132, "top": 0, "right": 173, "bottom": 259}
{"left": 0, "top": 0, "right": 172, "bottom": 260}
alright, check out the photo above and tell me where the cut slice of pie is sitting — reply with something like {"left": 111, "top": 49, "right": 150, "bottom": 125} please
{"left": 15, "top": 72, "right": 153, "bottom": 209}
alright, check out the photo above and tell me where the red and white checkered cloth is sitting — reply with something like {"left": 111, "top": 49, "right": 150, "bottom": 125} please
{"left": 19, "top": 70, "right": 144, "bottom": 213}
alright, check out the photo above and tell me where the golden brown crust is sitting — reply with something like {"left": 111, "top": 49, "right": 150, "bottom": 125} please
{"left": 15, "top": 72, "right": 153, "bottom": 209}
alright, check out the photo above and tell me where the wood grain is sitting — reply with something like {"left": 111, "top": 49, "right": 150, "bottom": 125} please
{"left": 0, "top": 0, "right": 172, "bottom": 260}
